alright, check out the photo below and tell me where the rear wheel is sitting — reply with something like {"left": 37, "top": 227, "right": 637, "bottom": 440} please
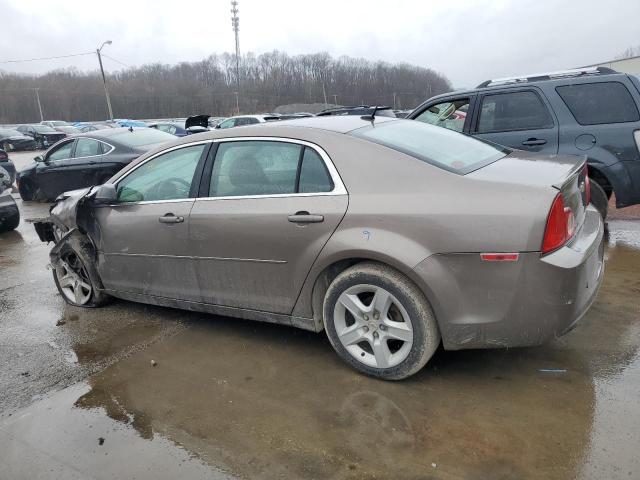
{"left": 323, "top": 262, "right": 440, "bottom": 380}
{"left": 590, "top": 180, "right": 608, "bottom": 221}
{"left": 0, "top": 209, "right": 19, "bottom": 232}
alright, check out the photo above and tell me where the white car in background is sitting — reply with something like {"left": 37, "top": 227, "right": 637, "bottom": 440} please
{"left": 215, "top": 114, "right": 280, "bottom": 129}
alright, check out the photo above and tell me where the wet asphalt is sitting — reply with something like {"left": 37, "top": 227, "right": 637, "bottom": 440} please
{"left": 0, "top": 151, "right": 639, "bottom": 479}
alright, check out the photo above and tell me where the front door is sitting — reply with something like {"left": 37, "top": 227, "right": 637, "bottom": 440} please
{"left": 472, "top": 89, "right": 559, "bottom": 154}
{"left": 188, "top": 139, "right": 348, "bottom": 314}
{"left": 93, "top": 142, "right": 210, "bottom": 300}
{"left": 37, "top": 139, "right": 79, "bottom": 198}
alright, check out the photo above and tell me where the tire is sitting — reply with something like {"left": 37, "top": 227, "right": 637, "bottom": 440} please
{"left": 323, "top": 262, "right": 440, "bottom": 380}
{"left": 52, "top": 244, "right": 110, "bottom": 308}
{"left": 18, "top": 180, "right": 33, "bottom": 201}
{"left": 590, "top": 180, "right": 608, "bottom": 221}
{"left": 0, "top": 210, "right": 19, "bottom": 233}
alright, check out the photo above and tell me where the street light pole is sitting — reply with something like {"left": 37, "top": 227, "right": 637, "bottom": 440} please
{"left": 34, "top": 88, "right": 44, "bottom": 122}
{"left": 97, "top": 40, "right": 114, "bottom": 121}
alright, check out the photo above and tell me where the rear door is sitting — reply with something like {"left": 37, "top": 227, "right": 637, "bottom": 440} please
{"left": 472, "top": 88, "right": 559, "bottom": 154}
{"left": 188, "top": 138, "right": 348, "bottom": 314}
{"left": 93, "top": 142, "right": 210, "bottom": 300}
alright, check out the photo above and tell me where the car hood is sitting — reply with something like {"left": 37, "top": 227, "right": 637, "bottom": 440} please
{"left": 468, "top": 150, "right": 585, "bottom": 190}
{"left": 185, "top": 114, "right": 210, "bottom": 129}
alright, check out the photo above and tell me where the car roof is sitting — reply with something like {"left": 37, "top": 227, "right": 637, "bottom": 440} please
{"left": 425, "top": 70, "right": 630, "bottom": 104}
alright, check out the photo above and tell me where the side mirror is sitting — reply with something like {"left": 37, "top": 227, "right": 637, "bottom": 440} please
{"left": 34, "top": 155, "right": 44, "bottom": 163}
{"left": 94, "top": 183, "right": 117, "bottom": 204}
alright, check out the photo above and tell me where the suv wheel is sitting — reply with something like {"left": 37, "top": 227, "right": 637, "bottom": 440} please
{"left": 323, "top": 262, "right": 440, "bottom": 380}
{"left": 590, "top": 180, "right": 608, "bottom": 220}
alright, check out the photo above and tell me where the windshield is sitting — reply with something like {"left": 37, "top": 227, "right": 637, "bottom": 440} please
{"left": 49, "top": 121, "right": 69, "bottom": 126}
{"left": 33, "top": 125, "right": 57, "bottom": 133}
{"left": 350, "top": 119, "right": 509, "bottom": 174}
{"left": 110, "top": 128, "right": 175, "bottom": 148}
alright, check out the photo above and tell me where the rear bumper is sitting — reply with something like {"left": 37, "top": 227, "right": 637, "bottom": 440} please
{"left": 412, "top": 206, "right": 605, "bottom": 350}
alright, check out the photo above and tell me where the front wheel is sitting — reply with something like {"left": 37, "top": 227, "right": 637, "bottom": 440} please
{"left": 52, "top": 247, "right": 110, "bottom": 307}
{"left": 590, "top": 180, "right": 608, "bottom": 221}
{"left": 323, "top": 262, "right": 440, "bottom": 380}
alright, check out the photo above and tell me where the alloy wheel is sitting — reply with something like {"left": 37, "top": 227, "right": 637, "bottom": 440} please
{"left": 54, "top": 253, "right": 93, "bottom": 305}
{"left": 333, "top": 284, "right": 414, "bottom": 369}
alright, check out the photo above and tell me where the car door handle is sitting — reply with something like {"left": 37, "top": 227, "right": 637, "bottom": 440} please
{"left": 288, "top": 211, "right": 324, "bottom": 223}
{"left": 522, "top": 138, "right": 547, "bottom": 146}
{"left": 158, "top": 214, "right": 184, "bottom": 224}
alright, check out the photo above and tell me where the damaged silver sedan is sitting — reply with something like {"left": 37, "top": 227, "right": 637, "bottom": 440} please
{"left": 34, "top": 116, "right": 605, "bottom": 380}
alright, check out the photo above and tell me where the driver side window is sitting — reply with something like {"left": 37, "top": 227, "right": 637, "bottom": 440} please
{"left": 415, "top": 98, "right": 470, "bottom": 133}
{"left": 47, "top": 140, "right": 75, "bottom": 161}
{"left": 116, "top": 144, "right": 206, "bottom": 203}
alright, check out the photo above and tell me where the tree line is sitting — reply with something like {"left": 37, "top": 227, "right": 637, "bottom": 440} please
{"left": 0, "top": 51, "right": 452, "bottom": 123}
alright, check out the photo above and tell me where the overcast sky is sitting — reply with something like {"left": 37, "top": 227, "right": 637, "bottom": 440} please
{"left": 1, "top": 0, "right": 638, "bottom": 88}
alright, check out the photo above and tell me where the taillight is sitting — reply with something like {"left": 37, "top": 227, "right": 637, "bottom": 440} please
{"left": 542, "top": 194, "right": 576, "bottom": 254}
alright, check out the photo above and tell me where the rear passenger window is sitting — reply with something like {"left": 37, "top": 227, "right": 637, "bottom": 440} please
{"left": 477, "top": 91, "right": 554, "bottom": 133}
{"left": 298, "top": 148, "right": 334, "bottom": 193}
{"left": 74, "top": 138, "right": 101, "bottom": 157}
{"left": 556, "top": 82, "right": 640, "bottom": 125}
{"left": 209, "top": 141, "right": 335, "bottom": 197}
{"left": 210, "top": 141, "right": 300, "bottom": 197}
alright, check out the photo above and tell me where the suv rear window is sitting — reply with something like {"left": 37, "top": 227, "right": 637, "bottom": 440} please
{"left": 556, "top": 82, "right": 640, "bottom": 125}
{"left": 350, "top": 120, "right": 508, "bottom": 174}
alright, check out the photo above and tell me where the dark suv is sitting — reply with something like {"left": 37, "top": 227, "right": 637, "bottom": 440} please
{"left": 408, "top": 67, "right": 640, "bottom": 218}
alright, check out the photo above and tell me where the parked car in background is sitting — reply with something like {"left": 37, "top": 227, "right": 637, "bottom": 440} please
{"left": 409, "top": 67, "right": 640, "bottom": 219}
{"left": 17, "top": 124, "right": 66, "bottom": 149}
{"left": 208, "top": 117, "right": 226, "bottom": 128}
{"left": 53, "top": 125, "right": 81, "bottom": 135}
{"left": 0, "top": 148, "right": 16, "bottom": 184}
{"left": 316, "top": 105, "right": 396, "bottom": 117}
{"left": 114, "top": 119, "right": 148, "bottom": 128}
{"left": 33, "top": 116, "right": 603, "bottom": 380}
{"left": 41, "top": 120, "right": 70, "bottom": 128}
{"left": 0, "top": 128, "right": 37, "bottom": 151}
{"left": 17, "top": 127, "right": 175, "bottom": 202}
{"left": 75, "top": 123, "right": 113, "bottom": 133}
{"left": 215, "top": 114, "right": 280, "bottom": 129}
{"left": 149, "top": 122, "right": 190, "bottom": 137}
{"left": 0, "top": 166, "right": 19, "bottom": 233}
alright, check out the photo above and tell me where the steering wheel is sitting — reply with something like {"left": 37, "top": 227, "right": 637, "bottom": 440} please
{"left": 148, "top": 177, "right": 191, "bottom": 200}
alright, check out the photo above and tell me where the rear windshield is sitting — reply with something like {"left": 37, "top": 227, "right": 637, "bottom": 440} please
{"left": 350, "top": 120, "right": 509, "bottom": 174}
{"left": 33, "top": 125, "right": 57, "bottom": 133}
{"left": 110, "top": 128, "right": 175, "bottom": 148}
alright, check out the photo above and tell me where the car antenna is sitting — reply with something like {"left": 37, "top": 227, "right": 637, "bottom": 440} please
{"left": 361, "top": 106, "right": 379, "bottom": 122}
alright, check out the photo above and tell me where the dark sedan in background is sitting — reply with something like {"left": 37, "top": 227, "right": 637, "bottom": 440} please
{"left": 17, "top": 127, "right": 175, "bottom": 201}
{"left": 17, "top": 124, "right": 66, "bottom": 149}
{"left": 0, "top": 129, "right": 37, "bottom": 151}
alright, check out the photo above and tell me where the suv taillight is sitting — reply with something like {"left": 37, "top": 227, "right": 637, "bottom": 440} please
{"left": 542, "top": 194, "right": 576, "bottom": 254}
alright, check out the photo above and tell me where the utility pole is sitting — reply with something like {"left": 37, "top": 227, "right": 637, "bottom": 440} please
{"left": 332, "top": 94, "right": 338, "bottom": 106}
{"left": 322, "top": 83, "right": 328, "bottom": 107}
{"left": 97, "top": 40, "right": 114, "bottom": 121}
{"left": 393, "top": 92, "right": 397, "bottom": 110}
{"left": 231, "top": 1, "right": 240, "bottom": 113}
{"left": 34, "top": 88, "right": 44, "bottom": 122}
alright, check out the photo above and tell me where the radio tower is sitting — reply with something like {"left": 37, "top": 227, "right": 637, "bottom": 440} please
{"left": 231, "top": 1, "right": 240, "bottom": 113}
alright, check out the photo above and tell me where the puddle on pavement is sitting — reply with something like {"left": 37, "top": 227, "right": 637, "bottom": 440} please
{"left": 1, "top": 215, "right": 638, "bottom": 478}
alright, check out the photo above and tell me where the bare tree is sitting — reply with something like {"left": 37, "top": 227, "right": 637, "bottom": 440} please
{"left": 615, "top": 45, "right": 640, "bottom": 60}
{"left": 0, "top": 51, "right": 452, "bottom": 124}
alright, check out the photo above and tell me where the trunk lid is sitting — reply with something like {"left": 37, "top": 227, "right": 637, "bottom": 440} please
{"left": 470, "top": 150, "right": 589, "bottom": 228}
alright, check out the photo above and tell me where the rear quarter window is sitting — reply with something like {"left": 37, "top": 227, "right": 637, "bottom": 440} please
{"left": 556, "top": 82, "right": 640, "bottom": 125}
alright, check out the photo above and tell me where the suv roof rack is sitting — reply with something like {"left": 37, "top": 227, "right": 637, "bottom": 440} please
{"left": 476, "top": 66, "right": 618, "bottom": 88}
